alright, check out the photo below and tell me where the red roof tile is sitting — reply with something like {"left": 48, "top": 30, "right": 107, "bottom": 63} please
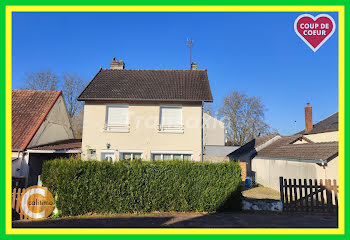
{"left": 12, "top": 90, "right": 61, "bottom": 150}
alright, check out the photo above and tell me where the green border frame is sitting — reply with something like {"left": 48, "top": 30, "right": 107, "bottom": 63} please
{"left": 0, "top": 1, "right": 348, "bottom": 239}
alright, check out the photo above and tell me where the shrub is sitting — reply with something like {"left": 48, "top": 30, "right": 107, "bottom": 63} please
{"left": 42, "top": 158, "right": 242, "bottom": 216}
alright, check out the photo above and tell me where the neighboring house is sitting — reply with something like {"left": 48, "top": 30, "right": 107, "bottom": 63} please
{"left": 229, "top": 103, "right": 339, "bottom": 190}
{"left": 251, "top": 135, "right": 338, "bottom": 190}
{"left": 12, "top": 90, "right": 78, "bottom": 187}
{"left": 203, "top": 111, "right": 225, "bottom": 146}
{"left": 228, "top": 133, "right": 281, "bottom": 177}
{"left": 297, "top": 104, "right": 338, "bottom": 142}
{"left": 77, "top": 59, "right": 213, "bottom": 162}
{"left": 203, "top": 110, "right": 241, "bottom": 162}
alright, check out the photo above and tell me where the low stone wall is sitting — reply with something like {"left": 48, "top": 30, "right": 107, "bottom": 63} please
{"left": 242, "top": 199, "right": 282, "bottom": 212}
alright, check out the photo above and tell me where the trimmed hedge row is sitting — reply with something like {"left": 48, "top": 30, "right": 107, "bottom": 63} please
{"left": 42, "top": 158, "right": 242, "bottom": 216}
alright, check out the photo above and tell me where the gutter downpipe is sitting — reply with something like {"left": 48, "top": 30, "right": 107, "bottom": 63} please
{"left": 201, "top": 101, "right": 204, "bottom": 162}
{"left": 14, "top": 150, "right": 24, "bottom": 162}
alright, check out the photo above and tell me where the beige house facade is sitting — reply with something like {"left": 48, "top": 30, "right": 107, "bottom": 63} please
{"left": 78, "top": 59, "right": 213, "bottom": 162}
{"left": 82, "top": 101, "right": 203, "bottom": 161}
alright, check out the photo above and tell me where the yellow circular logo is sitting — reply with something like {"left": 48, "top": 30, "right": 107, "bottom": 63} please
{"left": 19, "top": 186, "right": 55, "bottom": 220}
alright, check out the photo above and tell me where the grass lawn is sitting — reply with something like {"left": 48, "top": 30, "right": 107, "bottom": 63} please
{"left": 242, "top": 185, "right": 280, "bottom": 200}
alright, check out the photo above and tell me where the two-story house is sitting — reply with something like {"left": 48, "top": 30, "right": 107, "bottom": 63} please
{"left": 77, "top": 59, "right": 213, "bottom": 162}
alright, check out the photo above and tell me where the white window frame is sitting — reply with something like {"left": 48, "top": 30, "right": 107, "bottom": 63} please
{"left": 158, "top": 105, "right": 184, "bottom": 133}
{"left": 119, "top": 150, "right": 143, "bottom": 160}
{"left": 104, "top": 104, "right": 130, "bottom": 132}
{"left": 150, "top": 151, "right": 193, "bottom": 161}
{"left": 101, "top": 149, "right": 116, "bottom": 162}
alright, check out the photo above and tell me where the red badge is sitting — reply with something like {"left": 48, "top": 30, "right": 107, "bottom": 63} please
{"left": 294, "top": 14, "right": 336, "bottom": 52}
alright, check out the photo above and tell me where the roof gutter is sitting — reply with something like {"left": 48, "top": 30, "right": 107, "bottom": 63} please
{"left": 302, "top": 129, "right": 338, "bottom": 135}
{"left": 12, "top": 149, "right": 24, "bottom": 152}
{"left": 77, "top": 97, "right": 213, "bottom": 102}
{"left": 256, "top": 156, "right": 324, "bottom": 164}
{"left": 26, "top": 149, "right": 81, "bottom": 154}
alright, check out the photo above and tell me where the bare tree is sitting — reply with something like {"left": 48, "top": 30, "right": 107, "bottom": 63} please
{"left": 62, "top": 73, "right": 86, "bottom": 138}
{"left": 23, "top": 70, "right": 58, "bottom": 91}
{"left": 218, "top": 91, "right": 275, "bottom": 146}
{"left": 71, "top": 110, "right": 84, "bottom": 139}
{"left": 62, "top": 73, "right": 86, "bottom": 120}
{"left": 23, "top": 70, "right": 86, "bottom": 137}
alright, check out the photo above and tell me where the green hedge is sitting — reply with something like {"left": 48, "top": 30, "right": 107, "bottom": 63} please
{"left": 42, "top": 158, "right": 242, "bottom": 216}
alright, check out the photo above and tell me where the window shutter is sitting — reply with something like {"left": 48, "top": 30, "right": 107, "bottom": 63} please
{"left": 160, "top": 106, "right": 182, "bottom": 126}
{"left": 107, "top": 106, "right": 128, "bottom": 125}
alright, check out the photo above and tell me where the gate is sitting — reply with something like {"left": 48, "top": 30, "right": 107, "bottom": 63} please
{"left": 279, "top": 177, "right": 338, "bottom": 213}
{"left": 12, "top": 188, "right": 29, "bottom": 220}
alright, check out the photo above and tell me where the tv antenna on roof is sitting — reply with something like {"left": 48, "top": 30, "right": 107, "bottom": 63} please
{"left": 186, "top": 38, "right": 194, "bottom": 68}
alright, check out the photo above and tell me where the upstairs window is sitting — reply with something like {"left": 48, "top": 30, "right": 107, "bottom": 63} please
{"left": 159, "top": 105, "right": 183, "bottom": 133}
{"left": 105, "top": 105, "right": 129, "bottom": 132}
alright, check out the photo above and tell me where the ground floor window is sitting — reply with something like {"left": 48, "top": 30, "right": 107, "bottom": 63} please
{"left": 87, "top": 149, "right": 96, "bottom": 160}
{"left": 153, "top": 154, "right": 162, "bottom": 161}
{"left": 120, "top": 151, "right": 143, "bottom": 160}
{"left": 101, "top": 150, "right": 115, "bottom": 162}
{"left": 151, "top": 152, "right": 193, "bottom": 161}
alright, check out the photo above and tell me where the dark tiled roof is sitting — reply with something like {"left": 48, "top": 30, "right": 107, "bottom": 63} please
{"left": 299, "top": 112, "right": 338, "bottom": 134}
{"left": 78, "top": 69, "right": 213, "bottom": 102}
{"left": 229, "top": 134, "right": 280, "bottom": 156}
{"left": 257, "top": 136, "right": 338, "bottom": 162}
{"left": 28, "top": 139, "right": 82, "bottom": 151}
{"left": 12, "top": 90, "right": 61, "bottom": 150}
{"left": 204, "top": 145, "right": 240, "bottom": 157}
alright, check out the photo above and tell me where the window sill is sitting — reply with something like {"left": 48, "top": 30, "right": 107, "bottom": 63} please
{"left": 158, "top": 130, "right": 184, "bottom": 134}
{"left": 104, "top": 130, "right": 130, "bottom": 133}
{"left": 104, "top": 124, "right": 129, "bottom": 132}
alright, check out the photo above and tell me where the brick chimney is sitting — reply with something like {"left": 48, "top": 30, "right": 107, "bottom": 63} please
{"left": 304, "top": 103, "right": 313, "bottom": 132}
{"left": 110, "top": 57, "right": 125, "bottom": 70}
{"left": 191, "top": 62, "right": 197, "bottom": 70}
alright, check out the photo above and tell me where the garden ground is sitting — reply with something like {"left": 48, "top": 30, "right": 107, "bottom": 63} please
{"left": 12, "top": 211, "right": 337, "bottom": 228}
{"left": 242, "top": 185, "right": 280, "bottom": 200}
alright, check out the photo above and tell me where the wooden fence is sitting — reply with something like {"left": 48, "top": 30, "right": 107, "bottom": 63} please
{"left": 12, "top": 188, "right": 29, "bottom": 220}
{"left": 279, "top": 177, "right": 338, "bottom": 213}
